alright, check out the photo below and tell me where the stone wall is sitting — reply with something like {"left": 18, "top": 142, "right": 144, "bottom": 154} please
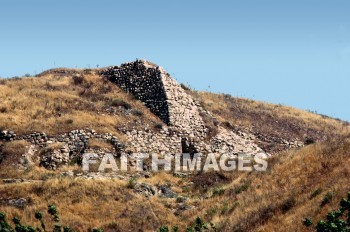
{"left": 0, "top": 129, "right": 124, "bottom": 170}
{"left": 0, "top": 60, "right": 276, "bottom": 170}
{"left": 102, "top": 61, "right": 171, "bottom": 125}
{"left": 102, "top": 60, "right": 265, "bottom": 156}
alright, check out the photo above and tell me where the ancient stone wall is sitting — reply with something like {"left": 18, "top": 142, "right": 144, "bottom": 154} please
{"left": 102, "top": 60, "right": 171, "bottom": 125}
{"left": 0, "top": 60, "right": 278, "bottom": 171}
{"left": 101, "top": 60, "right": 266, "bottom": 155}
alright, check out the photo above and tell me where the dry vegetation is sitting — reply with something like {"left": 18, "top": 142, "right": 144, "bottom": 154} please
{"left": 0, "top": 71, "right": 350, "bottom": 231}
{"left": 0, "top": 140, "right": 31, "bottom": 166}
{"left": 0, "top": 178, "right": 181, "bottom": 231}
{"left": 0, "top": 137, "right": 349, "bottom": 231}
{"left": 195, "top": 91, "right": 349, "bottom": 138}
{"left": 191, "top": 91, "right": 349, "bottom": 152}
{"left": 0, "top": 70, "right": 163, "bottom": 137}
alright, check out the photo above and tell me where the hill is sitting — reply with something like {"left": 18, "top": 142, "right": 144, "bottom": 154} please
{"left": 0, "top": 60, "right": 349, "bottom": 231}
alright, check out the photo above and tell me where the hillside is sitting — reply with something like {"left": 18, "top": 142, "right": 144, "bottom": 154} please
{"left": 0, "top": 60, "right": 349, "bottom": 231}
{"left": 192, "top": 91, "right": 349, "bottom": 153}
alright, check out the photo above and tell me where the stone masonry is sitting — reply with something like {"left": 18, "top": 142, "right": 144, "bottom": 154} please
{"left": 1, "top": 60, "right": 271, "bottom": 171}
{"left": 102, "top": 60, "right": 264, "bottom": 156}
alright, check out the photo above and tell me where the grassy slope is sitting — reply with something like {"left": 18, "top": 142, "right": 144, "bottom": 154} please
{"left": 0, "top": 70, "right": 163, "bottom": 138}
{"left": 192, "top": 91, "right": 349, "bottom": 152}
{"left": 0, "top": 139, "right": 349, "bottom": 231}
{"left": 0, "top": 72, "right": 350, "bottom": 231}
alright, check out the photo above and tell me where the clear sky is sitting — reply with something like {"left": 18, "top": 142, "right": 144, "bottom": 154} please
{"left": 1, "top": 0, "right": 349, "bottom": 121}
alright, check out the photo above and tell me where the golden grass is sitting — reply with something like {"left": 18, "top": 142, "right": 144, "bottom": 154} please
{"left": 0, "top": 71, "right": 163, "bottom": 137}
{"left": 0, "top": 177, "right": 184, "bottom": 231}
{"left": 88, "top": 139, "right": 114, "bottom": 151}
{"left": 0, "top": 140, "right": 31, "bottom": 166}
{"left": 192, "top": 91, "right": 349, "bottom": 153}
{"left": 0, "top": 138, "right": 349, "bottom": 231}
{"left": 1, "top": 70, "right": 350, "bottom": 231}
{"left": 196, "top": 91, "right": 348, "bottom": 133}
{"left": 190, "top": 138, "right": 350, "bottom": 231}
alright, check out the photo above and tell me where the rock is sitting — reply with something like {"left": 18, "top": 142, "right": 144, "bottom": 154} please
{"left": 134, "top": 183, "right": 157, "bottom": 197}
{"left": 8, "top": 198, "right": 27, "bottom": 208}
{"left": 40, "top": 145, "right": 70, "bottom": 170}
{"left": 173, "top": 172, "right": 189, "bottom": 178}
{"left": 158, "top": 184, "right": 177, "bottom": 198}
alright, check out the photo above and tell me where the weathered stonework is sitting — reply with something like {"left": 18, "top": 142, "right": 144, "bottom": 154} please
{"left": 3, "top": 60, "right": 304, "bottom": 171}
{"left": 102, "top": 60, "right": 265, "bottom": 155}
{"left": 102, "top": 61, "right": 171, "bottom": 125}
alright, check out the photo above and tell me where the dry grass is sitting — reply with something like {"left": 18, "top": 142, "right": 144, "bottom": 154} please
{"left": 88, "top": 139, "right": 114, "bottom": 151}
{"left": 0, "top": 70, "right": 163, "bottom": 136}
{"left": 1, "top": 138, "right": 349, "bottom": 231}
{"left": 0, "top": 178, "right": 183, "bottom": 231}
{"left": 0, "top": 140, "right": 31, "bottom": 166}
{"left": 196, "top": 91, "right": 349, "bottom": 135}
{"left": 1, "top": 69, "right": 350, "bottom": 231}
{"left": 187, "top": 138, "right": 350, "bottom": 231}
{"left": 192, "top": 91, "right": 349, "bottom": 152}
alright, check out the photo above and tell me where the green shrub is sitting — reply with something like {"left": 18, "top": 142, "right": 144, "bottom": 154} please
{"left": 310, "top": 188, "right": 322, "bottom": 199}
{"left": 321, "top": 192, "right": 333, "bottom": 207}
{"left": 159, "top": 226, "right": 169, "bottom": 232}
{"left": 234, "top": 184, "right": 249, "bottom": 195}
{"left": 92, "top": 228, "right": 104, "bottom": 232}
{"left": 303, "top": 192, "right": 350, "bottom": 231}
{"left": 0, "top": 204, "right": 78, "bottom": 232}
{"left": 160, "top": 217, "right": 215, "bottom": 232}
{"left": 212, "top": 187, "right": 225, "bottom": 197}
{"left": 302, "top": 217, "right": 313, "bottom": 227}
{"left": 126, "top": 177, "right": 137, "bottom": 189}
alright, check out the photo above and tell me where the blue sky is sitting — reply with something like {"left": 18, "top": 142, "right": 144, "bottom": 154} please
{"left": 1, "top": 0, "right": 349, "bottom": 121}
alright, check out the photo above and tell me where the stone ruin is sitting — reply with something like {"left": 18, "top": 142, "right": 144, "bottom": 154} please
{"left": 101, "top": 60, "right": 264, "bottom": 156}
{"left": 0, "top": 60, "right": 267, "bottom": 171}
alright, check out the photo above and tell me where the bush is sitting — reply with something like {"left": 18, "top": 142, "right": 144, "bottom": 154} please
{"left": 65, "top": 119, "right": 74, "bottom": 124}
{"left": 159, "top": 217, "right": 215, "bottom": 232}
{"left": 321, "top": 192, "right": 333, "bottom": 207}
{"left": 0, "top": 204, "right": 78, "bottom": 232}
{"left": 212, "top": 186, "right": 225, "bottom": 197}
{"left": 159, "top": 226, "right": 169, "bottom": 232}
{"left": 131, "top": 109, "right": 144, "bottom": 117}
{"left": 154, "top": 123, "right": 163, "bottom": 130}
{"left": 234, "top": 184, "right": 249, "bottom": 195}
{"left": 303, "top": 192, "right": 350, "bottom": 231}
{"left": 126, "top": 177, "right": 137, "bottom": 189}
{"left": 303, "top": 217, "right": 313, "bottom": 227}
{"left": 91, "top": 228, "right": 104, "bottom": 232}
{"left": 0, "top": 106, "right": 7, "bottom": 113}
{"left": 72, "top": 75, "right": 85, "bottom": 85}
{"left": 180, "top": 83, "right": 191, "bottom": 91}
{"left": 305, "top": 137, "right": 315, "bottom": 145}
{"left": 310, "top": 188, "right": 322, "bottom": 199}
{"left": 280, "top": 197, "right": 296, "bottom": 213}
{"left": 111, "top": 99, "right": 132, "bottom": 110}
